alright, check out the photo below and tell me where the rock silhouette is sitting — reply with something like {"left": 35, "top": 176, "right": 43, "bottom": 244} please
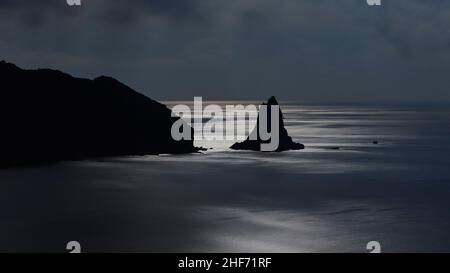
{"left": 230, "top": 96, "right": 305, "bottom": 152}
{"left": 0, "top": 61, "right": 199, "bottom": 167}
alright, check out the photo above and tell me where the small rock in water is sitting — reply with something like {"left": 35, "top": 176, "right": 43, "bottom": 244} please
{"left": 230, "top": 96, "right": 305, "bottom": 152}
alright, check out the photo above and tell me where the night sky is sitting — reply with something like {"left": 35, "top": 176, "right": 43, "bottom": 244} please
{"left": 1, "top": 0, "right": 450, "bottom": 102}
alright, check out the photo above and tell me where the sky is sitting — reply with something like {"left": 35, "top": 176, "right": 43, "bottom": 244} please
{"left": 1, "top": 0, "right": 450, "bottom": 103}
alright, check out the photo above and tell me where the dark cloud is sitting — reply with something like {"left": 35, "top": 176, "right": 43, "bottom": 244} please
{"left": 0, "top": 0, "right": 81, "bottom": 27}
{"left": 96, "top": 0, "right": 206, "bottom": 25}
{"left": 1, "top": 0, "right": 450, "bottom": 102}
{"left": 0, "top": 0, "right": 206, "bottom": 26}
{"left": 365, "top": 0, "right": 450, "bottom": 59}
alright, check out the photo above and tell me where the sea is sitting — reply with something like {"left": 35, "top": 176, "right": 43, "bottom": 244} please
{"left": 1, "top": 102, "right": 450, "bottom": 252}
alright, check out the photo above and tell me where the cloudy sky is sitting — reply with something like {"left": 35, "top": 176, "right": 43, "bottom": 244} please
{"left": 1, "top": 0, "right": 450, "bottom": 103}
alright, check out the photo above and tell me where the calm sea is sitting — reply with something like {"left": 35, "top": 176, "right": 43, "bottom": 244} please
{"left": 1, "top": 103, "right": 450, "bottom": 252}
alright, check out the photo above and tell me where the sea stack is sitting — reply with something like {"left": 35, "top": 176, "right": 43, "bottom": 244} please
{"left": 230, "top": 96, "right": 305, "bottom": 152}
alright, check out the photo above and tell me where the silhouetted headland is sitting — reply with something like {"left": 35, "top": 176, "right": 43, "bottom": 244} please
{"left": 0, "top": 61, "right": 199, "bottom": 167}
{"left": 230, "top": 96, "right": 305, "bottom": 152}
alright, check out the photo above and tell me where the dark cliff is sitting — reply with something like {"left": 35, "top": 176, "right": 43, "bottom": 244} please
{"left": 0, "top": 61, "right": 198, "bottom": 167}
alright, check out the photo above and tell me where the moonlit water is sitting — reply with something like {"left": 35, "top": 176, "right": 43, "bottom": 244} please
{"left": 1, "top": 103, "right": 450, "bottom": 252}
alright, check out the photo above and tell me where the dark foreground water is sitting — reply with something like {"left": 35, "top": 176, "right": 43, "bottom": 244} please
{"left": 1, "top": 104, "right": 450, "bottom": 252}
